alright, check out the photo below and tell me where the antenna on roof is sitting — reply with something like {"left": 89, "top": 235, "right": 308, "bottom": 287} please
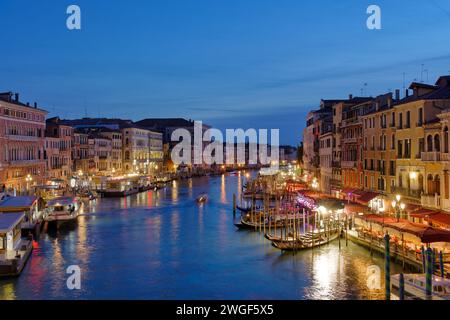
{"left": 83, "top": 99, "right": 88, "bottom": 118}
{"left": 420, "top": 64, "right": 424, "bottom": 83}
{"left": 402, "top": 72, "right": 406, "bottom": 89}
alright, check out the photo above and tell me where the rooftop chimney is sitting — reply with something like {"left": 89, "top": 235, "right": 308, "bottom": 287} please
{"left": 34, "top": 102, "right": 37, "bottom": 108}
{"left": 14, "top": 93, "right": 19, "bottom": 102}
{"left": 405, "top": 89, "right": 409, "bottom": 97}
{"left": 395, "top": 89, "right": 400, "bottom": 101}
{"left": 387, "top": 96, "right": 392, "bottom": 108}
{"left": 349, "top": 94, "right": 353, "bottom": 100}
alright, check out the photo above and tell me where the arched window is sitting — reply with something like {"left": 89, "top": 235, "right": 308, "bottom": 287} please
{"left": 427, "top": 174, "right": 434, "bottom": 194}
{"left": 435, "top": 175, "right": 441, "bottom": 196}
{"left": 434, "top": 134, "right": 440, "bottom": 152}
{"left": 444, "top": 126, "right": 449, "bottom": 153}
{"left": 427, "top": 135, "right": 433, "bottom": 152}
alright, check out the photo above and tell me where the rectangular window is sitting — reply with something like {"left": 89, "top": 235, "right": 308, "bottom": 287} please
{"left": 418, "top": 108, "right": 423, "bottom": 126}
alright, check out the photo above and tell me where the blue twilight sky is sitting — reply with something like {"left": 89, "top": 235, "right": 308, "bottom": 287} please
{"left": 1, "top": 0, "right": 450, "bottom": 145}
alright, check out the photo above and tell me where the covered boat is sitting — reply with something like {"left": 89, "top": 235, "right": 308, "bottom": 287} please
{"left": 45, "top": 197, "right": 83, "bottom": 229}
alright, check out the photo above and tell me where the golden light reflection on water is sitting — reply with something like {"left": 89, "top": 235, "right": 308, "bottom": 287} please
{"left": 198, "top": 204, "right": 204, "bottom": 235}
{"left": 76, "top": 215, "right": 90, "bottom": 265}
{"left": 120, "top": 196, "right": 131, "bottom": 209}
{"left": 188, "top": 179, "right": 193, "bottom": 198}
{"left": 0, "top": 283, "right": 16, "bottom": 300}
{"left": 172, "top": 180, "right": 178, "bottom": 202}
{"left": 310, "top": 253, "right": 340, "bottom": 299}
{"left": 220, "top": 174, "right": 226, "bottom": 204}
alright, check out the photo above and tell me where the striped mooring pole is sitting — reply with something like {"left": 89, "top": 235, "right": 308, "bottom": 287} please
{"left": 421, "top": 246, "right": 426, "bottom": 273}
{"left": 399, "top": 273, "right": 405, "bottom": 300}
{"left": 439, "top": 251, "right": 445, "bottom": 278}
{"left": 384, "top": 233, "right": 390, "bottom": 300}
{"left": 432, "top": 248, "right": 436, "bottom": 274}
{"left": 426, "top": 247, "right": 433, "bottom": 298}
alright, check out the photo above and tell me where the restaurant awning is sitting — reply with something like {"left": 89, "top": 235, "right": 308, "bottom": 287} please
{"left": 345, "top": 203, "right": 372, "bottom": 214}
{"left": 386, "top": 221, "right": 450, "bottom": 243}
{"left": 355, "top": 192, "right": 380, "bottom": 204}
{"left": 427, "top": 212, "right": 450, "bottom": 229}
{"left": 410, "top": 208, "right": 439, "bottom": 218}
{"left": 360, "top": 214, "right": 450, "bottom": 243}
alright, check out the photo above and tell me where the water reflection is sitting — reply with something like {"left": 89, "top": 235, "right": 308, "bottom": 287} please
{"left": 0, "top": 173, "right": 405, "bottom": 300}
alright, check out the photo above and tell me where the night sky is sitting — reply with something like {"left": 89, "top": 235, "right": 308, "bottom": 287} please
{"left": 1, "top": 0, "right": 450, "bottom": 144}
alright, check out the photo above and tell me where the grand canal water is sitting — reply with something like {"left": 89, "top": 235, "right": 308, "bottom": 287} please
{"left": 0, "top": 173, "right": 404, "bottom": 300}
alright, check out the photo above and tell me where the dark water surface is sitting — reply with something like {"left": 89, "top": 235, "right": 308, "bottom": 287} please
{"left": 0, "top": 173, "right": 403, "bottom": 300}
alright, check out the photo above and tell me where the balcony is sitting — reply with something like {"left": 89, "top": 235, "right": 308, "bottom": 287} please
{"left": 331, "top": 161, "right": 340, "bottom": 168}
{"left": 421, "top": 152, "right": 441, "bottom": 162}
{"left": 392, "top": 187, "right": 422, "bottom": 199}
{"left": 6, "top": 134, "right": 40, "bottom": 142}
{"left": 9, "top": 159, "right": 44, "bottom": 166}
{"left": 330, "top": 178, "right": 342, "bottom": 188}
{"left": 341, "top": 160, "right": 357, "bottom": 168}
{"left": 421, "top": 194, "right": 441, "bottom": 209}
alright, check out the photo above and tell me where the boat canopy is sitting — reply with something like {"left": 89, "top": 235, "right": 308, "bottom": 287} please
{"left": 0, "top": 213, "right": 24, "bottom": 233}
{"left": 0, "top": 196, "right": 37, "bottom": 212}
{"left": 47, "top": 197, "right": 78, "bottom": 207}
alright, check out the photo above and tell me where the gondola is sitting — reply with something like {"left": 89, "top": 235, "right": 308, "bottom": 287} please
{"left": 271, "top": 230, "right": 340, "bottom": 251}
{"left": 236, "top": 205, "right": 251, "bottom": 213}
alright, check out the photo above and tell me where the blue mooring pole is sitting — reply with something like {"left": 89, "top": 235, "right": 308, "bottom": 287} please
{"left": 421, "top": 245, "right": 426, "bottom": 273}
{"left": 384, "top": 233, "right": 391, "bottom": 300}
{"left": 399, "top": 273, "right": 405, "bottom": 300}
{"left": 426, "top": 247, "right": 433, "bottom": 298}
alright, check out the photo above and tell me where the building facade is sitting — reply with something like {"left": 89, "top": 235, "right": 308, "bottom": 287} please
{"left": 45, "top": 117, "right": 74, "bottom": 182}
{"left": 0, "top": 92, "right": 47, "bottom": 192}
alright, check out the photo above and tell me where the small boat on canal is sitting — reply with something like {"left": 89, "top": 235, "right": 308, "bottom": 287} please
{"left": 45, "top": 197, "right": 83, "bottom": 229}
{"left": 390, "top": 274, "right": 450, "bottom": 300}
{"left": 98, "top": 176, "right": 140, "bottom": 198}
{"left": 196, "top": 194, "right": 208, "bottom": 203}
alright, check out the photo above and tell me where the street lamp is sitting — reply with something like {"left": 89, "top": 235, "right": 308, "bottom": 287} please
{"left": 312, "top": 178, "right": 319, "bottom": 190}
{"left": 391, "top": 195, "right": 405, "bottom": 222}
{"left": 25, "top": 174, "right": 33, "bottom": 195}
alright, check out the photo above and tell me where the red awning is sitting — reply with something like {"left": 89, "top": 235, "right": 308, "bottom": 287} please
{"left": 353, "top": 189, "right": 366, "bottom": 196}
{"left": 361, "top": 214, "right": 450, "bottom": 243}
{"left": 361, "top": 214, "right": 398, "bottom": 224}
{"left": 427, "top": 212, "right": 450, "bottom": 229}
{"left": 410, "top": 208, "right": 439, "bottom": 218}
{"left": 345, "top": 203, "right": 371, "bottom": 214}
{"left": 403, "top": 203, "right": 422, "bottom": 214}
{"left": 356, "top": 192, "right": 380, "bottom": 204}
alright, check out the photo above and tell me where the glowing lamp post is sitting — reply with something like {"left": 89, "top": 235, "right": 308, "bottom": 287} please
{"left": 311, "top": 178, "right": 319, "bottom": 191}
{"left": 25, "top": 174, "right": 33, "bottom": 195}
{"left": 391, "top": 195, "right": 406, "bottom": 222}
